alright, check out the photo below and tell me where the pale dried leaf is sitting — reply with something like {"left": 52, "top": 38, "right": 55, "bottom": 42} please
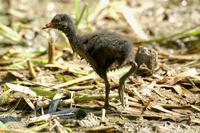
{"left": 6, "top": 83, "right": 37, "bottom": 97}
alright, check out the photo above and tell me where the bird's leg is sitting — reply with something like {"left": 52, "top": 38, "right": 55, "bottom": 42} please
{"left": 133, "top": 65, "right": 140, "bottom": 78}
{"left": 119, "top": 62, "right": 137, "bottom": 106}
{"left": 103, "top": 75, "right": 110, "bottom": 109}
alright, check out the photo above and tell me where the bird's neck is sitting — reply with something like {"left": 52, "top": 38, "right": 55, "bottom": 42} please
{"left": 62, "top": 24, "right": 98, "bottom": 71}
{"left": 62, "top": 25, "right": 82, "bottom": 51}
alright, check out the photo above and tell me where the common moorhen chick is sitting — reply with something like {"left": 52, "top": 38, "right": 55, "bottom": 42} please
{"left": 43, "top": 14, "right": 139, "bottom": 108}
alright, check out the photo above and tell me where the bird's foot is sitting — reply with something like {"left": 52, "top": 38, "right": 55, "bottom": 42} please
{"left": 103, "top": 103, "right": 119, "bottom": 113}
{"left": 103, "top": 102, "right": 109, "bottom": 110}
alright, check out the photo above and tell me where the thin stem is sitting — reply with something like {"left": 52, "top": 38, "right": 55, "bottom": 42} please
{"left": 74, "top": 0, "right": 79, "bottom": 24}
{"left": 75, "top": 4, "right": 88, "bottom": 27}
{"left": 48, "top": 37, "right": 55, "bottom": 64}
{"left": 27, "top": 59, "right": 36, "bottom": 79}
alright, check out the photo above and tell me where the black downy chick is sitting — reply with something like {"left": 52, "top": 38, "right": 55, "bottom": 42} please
{"left": 43, "top": 14, "right": 156, "bottom": 108}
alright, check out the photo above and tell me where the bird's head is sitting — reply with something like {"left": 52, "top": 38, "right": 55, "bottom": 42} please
{"left": 43, "top": 14, "right": 73, "bottom": 31}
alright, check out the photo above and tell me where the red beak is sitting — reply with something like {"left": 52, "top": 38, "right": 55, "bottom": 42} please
{"left": 42, "top": 22, "right": 53, "bottom": 29}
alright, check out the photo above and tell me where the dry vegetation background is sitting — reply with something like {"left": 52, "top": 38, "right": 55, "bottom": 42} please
{"left": 0, "top": 0, "right": 200, "bottom": 132}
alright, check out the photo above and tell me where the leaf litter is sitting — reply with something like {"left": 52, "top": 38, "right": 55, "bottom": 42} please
{"left": 0, "top": 0, "right": 200, "bottom": 132}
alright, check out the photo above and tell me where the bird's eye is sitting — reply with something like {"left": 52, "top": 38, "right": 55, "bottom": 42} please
{"left": 56, "top": 18, "right": 61, "bottom": 22}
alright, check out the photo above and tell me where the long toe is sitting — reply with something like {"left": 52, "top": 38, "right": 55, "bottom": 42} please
{"left": 103, "top": 104, "right": 120, "bottom": 113}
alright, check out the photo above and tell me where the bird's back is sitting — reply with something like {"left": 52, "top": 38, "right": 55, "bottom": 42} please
{"left": 79, "top": 30, "right": 134, "bottom": 76}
